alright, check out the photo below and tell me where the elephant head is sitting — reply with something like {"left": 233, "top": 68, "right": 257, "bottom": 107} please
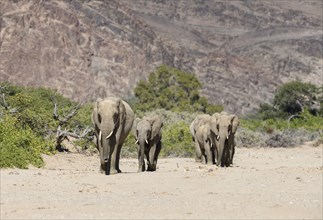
{"left": 92, "top": 97, "right": 126, "bottom": 175}
{"left": 211, "top": 112, "right": 239, "bottom": 167}
{"left": 134, "top": 115, "right": 163, "bottom": 172}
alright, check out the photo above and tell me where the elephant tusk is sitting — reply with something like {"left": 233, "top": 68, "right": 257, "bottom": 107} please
{"left": 145, "top": 139, "right": 148, "bottom": 144}
{"left": 135, "top": 139, "right": 139, "bottom": 144}
{"left": 226, "top": 135, "right": 229, "bottom": 140}
{"left": 99, "top": 131, "right": 102, "bottom": 143}
{"left": 216, "top": 135, "right": 220, "bottom": 140}
{"left": 106, "top": 131, "right": 113, "bottom": 139}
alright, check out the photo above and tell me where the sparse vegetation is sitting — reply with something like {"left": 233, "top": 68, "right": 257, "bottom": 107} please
{"left": 1, "top": 73, "right": 322, "bottom": 168}
{"left": 0, "top": 82, "right": 94, "bottom": 168}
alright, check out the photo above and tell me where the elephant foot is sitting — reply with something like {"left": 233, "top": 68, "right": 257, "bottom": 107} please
{"left": 147, "top": 165, "right": 156, "bottom": 172}
{"left": 195, "top": 154, "right": 203, "bottom": 163}
{"left": 138, "top": 164, "right": 145, "bottom": 172}
{"left": 138, "top": 167, "right": 145, "bottom": 172}
{"left": 109, "top": 169, "right": 119, "bottom": 175}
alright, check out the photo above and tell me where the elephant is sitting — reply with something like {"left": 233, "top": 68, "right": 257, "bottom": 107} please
{"left": 195, "top": 123, "right": 215, "bottom": 165}
{"left": 211, "top": 111, "right": 239, "bottom": 167}
{"left": 91, "top": 97, "right": 134, "bottom": 175}
{"left": 190, "top": 114, "right": 211, "bottom": 162}
{"left": 133, "top": 115, "right": 163, "bottom": 172}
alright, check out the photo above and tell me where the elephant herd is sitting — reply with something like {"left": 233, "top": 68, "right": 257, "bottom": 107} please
{"left": 91, "top": 97, "right": 239, "bottom": 175}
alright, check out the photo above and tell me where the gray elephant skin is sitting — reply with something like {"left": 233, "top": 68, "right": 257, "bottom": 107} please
{"left": 190, "top": 114, "right": 212, "bottom": 163}
{"left": 133, "top": 115, "right": 163, "bottom": 172}
{"left": 212, "top": 112, "right": 239, "bottom": 167}
{"left": 92, "top": 97, "right": 134, "bottom": 175}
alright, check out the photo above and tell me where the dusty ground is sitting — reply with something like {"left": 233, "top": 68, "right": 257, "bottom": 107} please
{"left": 1, "top": 143, "right": 322, "bottom": 219}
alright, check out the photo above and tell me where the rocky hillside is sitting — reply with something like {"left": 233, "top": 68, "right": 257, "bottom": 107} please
{"left": 1, "top": 0, "right": 322, "bottom": 115}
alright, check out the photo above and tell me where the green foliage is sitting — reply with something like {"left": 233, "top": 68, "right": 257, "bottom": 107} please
{"left": 257, "top": 103, "right": 286, "bottom": 120}
{"left": 273, "top": 81, "right": 320, "bottom": 116}
{"left": 122, "top": 133, "right": 138, "bottom": 158}
{"left": 241, "top": 110, "right": 323, "bottom": 132}
{"left": 1, "top": 83, "right": 75, "bottom": 136}
{"left": 0, "top": 82, "right": 93, "bottom": 168}
{"left": 133, "top": 65, "right": 222, "bottom": 113}
{"left": 161, "top": 121, "right": 194, "bottom": 157}
{"left": 71, "top": 102, "right": 93, "bottom": 129}
{"left": 0, "top": 114, "right": 54, "bottom": 168}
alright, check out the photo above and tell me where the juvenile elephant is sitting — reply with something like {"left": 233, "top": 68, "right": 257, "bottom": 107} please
{"left": 92, "top": 97, "right": 134, "bottom": 175}
{"left": 211, "top": 112, "right": 239, "bottom": 167}
{"left": 190, "top": 114, "right": 211, "bottom": 162}
{"left": 195, "top": 123, "right": 215, "bottom": 165}
{"left": 133, "top": 115, "right": 163, "bottom": 172}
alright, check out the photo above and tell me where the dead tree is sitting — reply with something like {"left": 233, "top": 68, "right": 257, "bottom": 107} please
{"left": 0, "top": 85, "right": 17, "bottom": 114}
{"left": 52, "top": 101, "right": 93, "bottom": 151}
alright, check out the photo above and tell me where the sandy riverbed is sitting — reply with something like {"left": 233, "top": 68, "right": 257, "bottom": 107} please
{"left": 1, "top": 144, "right": 322, "bottom": 219}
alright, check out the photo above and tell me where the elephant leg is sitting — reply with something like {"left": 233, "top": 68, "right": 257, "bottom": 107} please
{"left": 116, "top": 144, "right": 123, "bottom": 173}
{"left": 229, "top": 143, "right": 235, "bottom": 166}
{"left": 212, "top": 144, "right": 218, "bottom": 165}
{"left": 144, "top": 148, "right": 150, "bottom": 170}
{"left": 138, "top": 144, "right": 145, "bottom": 172}
{"left": 194, "top": 141, "right": 203, "bottom": 162}
{"left": 147, "top": 144, "right": 157, "bottom": 171}
{"left": 205, "top": 146, "right": 213, "bottom": 165}
{"left": 224, "top": 145, "right": 231, "bottom": 167}
{"left": 154, "top": 141, "right": 162, "bottom": 167}
{"left": 109, "top": 144, "right": 119, "bottom": 175}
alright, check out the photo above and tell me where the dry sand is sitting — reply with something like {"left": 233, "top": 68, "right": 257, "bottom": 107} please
{"left": 1, "top": 144, "right": 322, "bottom": 219}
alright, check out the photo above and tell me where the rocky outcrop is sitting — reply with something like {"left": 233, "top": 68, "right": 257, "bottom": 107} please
{"left": 1, "top": 0, "right": 322, "bottom": 115}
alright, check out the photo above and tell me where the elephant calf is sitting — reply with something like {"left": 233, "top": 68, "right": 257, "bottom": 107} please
{"left": 190, "top": 114, "right": 213, "bottom": 163}
{"left": 133, "top": 115, "right": 163, "bottom": 172}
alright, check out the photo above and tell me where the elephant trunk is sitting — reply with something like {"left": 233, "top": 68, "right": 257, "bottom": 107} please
{"left": 216, "top": 134, "right": 227, "bottom": 167}
{"left": 101, "top": 127, "right": 114, "bottom": 175}
{"left": 147, "top": 144, "right": 157, "bottom": 171}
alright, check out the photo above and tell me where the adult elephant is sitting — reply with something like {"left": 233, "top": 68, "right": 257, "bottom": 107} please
{"left": 190, "top": 114, "right": 211, "bottom": 162}
{"left": 133, "top": 115, "right": 163, "bottom": 172}
{"left": 211, "top": 112, "right": 239, "bottom": 167}
{"left": 92, "top": 97, "right": 134, "bottom": 175}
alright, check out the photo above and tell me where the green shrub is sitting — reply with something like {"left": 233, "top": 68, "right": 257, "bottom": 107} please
{"left": 273, "top": 81, "right": 319, "bottom": 116}
{"left": 133, "top": 65, "right": 222, "bottom": 113}
{"left": 122, "top": 133, "right": 138, "bottom": 158}
{"left": 0, "top": 114, "right": 54, "bottom": 168}
{"left": 161, "top": 121, "right": 194, "bottom": 157}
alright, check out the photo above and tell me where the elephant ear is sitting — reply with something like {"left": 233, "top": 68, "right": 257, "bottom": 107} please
{"left": 92, "top": 98, "right": 102, "bottom": 126}
{"left": 150, "top": 116, "right": 162, "bottom": 140}
{"left": 209, "top": 116, "right": 219, "bottom": 137}
{"left": 131, "top": 117, "right": 140, "bottom": 138}
{"left": 117, "top": 99, "right": 126, "bottom": 125}
{"left": 230, "top": 115, "right": 239, "bottom": 134}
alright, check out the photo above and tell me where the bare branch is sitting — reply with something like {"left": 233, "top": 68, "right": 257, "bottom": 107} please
{"left": 53, "top": 102, "right": 59, "bottom": 120}
{"left": 1, "top": 93, "right": 9, "bottom": 110}
{"left": 60, "top": 104, "right": 81, "bottom": 125}
{"left": 52, "top": 102, "right": 93, "bottom": 151}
